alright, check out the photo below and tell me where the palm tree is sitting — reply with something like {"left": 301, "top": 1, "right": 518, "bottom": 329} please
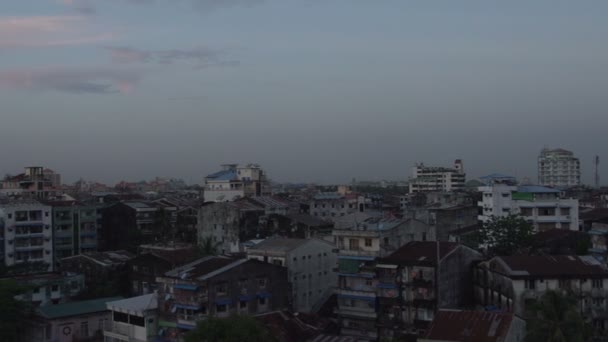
{"left": 198, "top": 236, "right": 221, "bottom": 256}
{"left": 526, "top": 290, "right": 590, "bottom": 342}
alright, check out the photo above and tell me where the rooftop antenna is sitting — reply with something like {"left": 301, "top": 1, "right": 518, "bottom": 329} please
{"left": 595, "top": 155, "right": 600, "bottom": 188}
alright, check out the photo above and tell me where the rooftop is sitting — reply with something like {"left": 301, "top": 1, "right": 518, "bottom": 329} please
{"left": 313, "top": 192, "right": 344, "bottom": 200}
{"left": 496, "top": 255, "right": 608, "bottom": 278}
{"left": 380, "top": 241, "right": 459, "bottom": 266}
{"left": 285, "top": 213, "right": 331, "bottom": 227}
{"left": 424, "top": 310, "right": 516, "bottom": 342}
{"left": 62, "top": 250, "right": 134, "bottom": 266}
{"left": 206, "top": 169, "right": 238, "bottom": 181}
{"left": 516, "top": 185, "right": 560, "bottom": 194}
{"left": 248, "top": 238, "right": 309, "bottom": 254}
{"left": 164, "top": 256, "right": 242, "bottom": 280}
{"left": 106, "top": 294, "right": 157, "bottom": 315}
{"left": 38, "top": 297, "right": 122, "bottom": 319}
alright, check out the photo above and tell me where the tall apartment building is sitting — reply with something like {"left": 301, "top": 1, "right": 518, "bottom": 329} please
{"left": 246, "top": 238, "right": 337, "bottom": 313}
{"left": 50, "top": 201, "right": 101, "bottom": 260}
{"left": 0, "top": 199, "right": 53, "bottom": 271}
{"left": 478, "top": 175, "right": 579, "bottom": 231}
{"left": 333, "top": 217, "right": 411, "bottom": 341}
{"left": 203, "top": 164, "right": 271, "bottom": 202}
{"left": 538, "top": 148, "right": 581, "bottom": 188}
{"left": 409, "top": 160, "right": 465, "bottom": 194}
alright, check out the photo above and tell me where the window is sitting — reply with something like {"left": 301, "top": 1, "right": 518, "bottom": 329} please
{"left": 80, "top": 321, "right": 88, "bottom": 337}
{"left": 349, "top": 239, "right": 359, "bottom": 250}
{"left": 51, "top": 284, "right": 59, "bottom": 292}
{"left": 113, "top": 312, "right": 129, "bottom": 323}
{"left": 240, "top": 300, "right": 247, "bottom": 309}
{"left": 364, "top": 238, "right": 372, "bottom": 247}
{"left": 258, "top": 297, "right": 267, "bottom": 305}
{"left": 422, "top": 232, "right": 427, "bottom": 241}
{"left": 593, "top": 279, "right": 604, "bottom": 289}
{"left": 129, "top": 315, "right": 145, "bottom": 327}
{"left": 215, "top": 283, "right": 227, "bottom": 295}
{"left": 525, "top": 279, "right": 536, "bottom": 290}
{"left": 258, "top": 277, "right": 267, "bottom": 288}
{"left": 592, "top": 298, "right": 605, "bottom": 306}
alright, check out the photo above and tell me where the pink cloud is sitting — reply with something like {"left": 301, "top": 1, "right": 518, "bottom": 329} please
{"left": 0, "top": 67, "right": 143, "bottom": 94}
{"left": 0, "top": 15, "right": 116, "bottom": 49}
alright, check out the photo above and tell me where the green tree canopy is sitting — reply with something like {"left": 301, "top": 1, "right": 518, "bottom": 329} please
{"left": 185, "top": 315, "right": 274, "bottom": 342}
{"left": 526, "top": 290, "right": 590, "bottom": 342}
{"left": 471, "top": 215, "right": 534, "bottom": 256}
{"left": 198, "top": 236, "right": 221, "bottom": 256}
{"left": 0, "top": 279, "right": 32, "bottom": 341}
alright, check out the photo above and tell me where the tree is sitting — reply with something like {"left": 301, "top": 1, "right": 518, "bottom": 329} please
{"left": 185, "top": 315, "right": 274, "bottom": 342}
{"left": 0, "top": 280, "right": 32, "bottom": 341}
{"left": 198, "top": 236, "right": 221, "bottom": 256}
{"left": 526, "top": 290, "right": 591, "bottom": 342}
{"left": 471, "top": 215, "right": 534, "bottom": 256}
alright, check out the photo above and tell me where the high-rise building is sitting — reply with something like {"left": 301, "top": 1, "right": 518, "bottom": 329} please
{"left": 408, "top": 160, "right": 465, "bottom": 193}
{"left": 538, "top": 148, "right": 580, "bottom": 188}
{"left": 0, "top": 199, "right": 54, "bottom": 271}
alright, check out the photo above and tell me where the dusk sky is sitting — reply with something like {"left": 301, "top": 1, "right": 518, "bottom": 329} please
{"left": 1, "top": 0, "right": 607, "bottom": 185}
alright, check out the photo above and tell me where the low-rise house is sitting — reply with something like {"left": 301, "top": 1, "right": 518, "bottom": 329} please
{"left": 474, "top": 255, "right": 608, "bottom": 332}
{"left": 28, "top": 296, "right": 121, "bottom": 342}
{"left": 246, "top": 238, "right": 337, "bottom": 313}
{"left": 376, "top": 242, "right": 482, "bottom": 339}
{"left": 103, "top": 294, "right": 158, "bottom": 342}
{"left": 60, "top": 251, "right": 134, "bottom": 297}
{"left": 420, "top": 310, "right": 526, "bottom": 342}
{"left": 10, "top": 272, "right": 85, "bottom": 306}
{"left": 129, "top": 243, "right": 200, "bottom": 295}
{"left": 156, "top": 256, "right": 288, "bottom": 340}
{"left": 203, "top": 164, "right": 271, "bottom": 202}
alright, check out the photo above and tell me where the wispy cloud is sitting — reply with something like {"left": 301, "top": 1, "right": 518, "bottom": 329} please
{"left": 61, "top": 0, "right": 265, "bottom": 15}
{"left": 106, "top": 46, "right": 239, "bottom": 68}
{"left": 0, "top": 67, "right": 143, "bottom": 94}
{"left": 0, "top": 15, "right": 116, "bottom": 49}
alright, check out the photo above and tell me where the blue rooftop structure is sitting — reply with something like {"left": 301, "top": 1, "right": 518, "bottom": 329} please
{"left": 205, "top": 169, "right": 237, "bottom": 181}
{"left": 517, "top": 185, "right": 560, "bottom": 193}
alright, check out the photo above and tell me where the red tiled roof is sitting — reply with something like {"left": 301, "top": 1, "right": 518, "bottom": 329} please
{"left": 425, "top": 310, "right": 516, "bottom": 342}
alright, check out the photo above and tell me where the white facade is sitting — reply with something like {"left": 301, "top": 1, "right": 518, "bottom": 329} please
{"left": 538, "top": 148, "right": 581, "bottom": 188}
{"left": 478, "top": 184, "right": 579, "bottom": 231}
{"left": 409, "top": 160, "right": 465, "bottom": 193}
{"left": 103, "top": 294, "right": 158, "bottom": 342}
{"left": 203, "top": 164, "right": 270, "bottom": 202}
{"left": 246, "top": 238, "right": 337, "bottom": 313}
{"left": 0, "top": 200, "right": 53, "bottom": 271}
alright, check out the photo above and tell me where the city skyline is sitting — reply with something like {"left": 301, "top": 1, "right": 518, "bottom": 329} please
{"left": 1, "top": 1, "right": 607, "bottom": 184}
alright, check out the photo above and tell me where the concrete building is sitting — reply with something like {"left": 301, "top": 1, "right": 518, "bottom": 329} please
{"left": 375, "top": 242, "right": 482, "bottom": 339}
{"left": 197, "top": 200, "right": 265, "bottom": 254}
{"left": 474, "top": 255, "right": 608, "bottom": 333}
{"left": 0, "top": 199, "right": 53, "bottom": 271}
{"left": 333, "top": 217, "right": 413, "bottom": 341}
{"left": 203, "top": 163, "right": 271, "bottom": 202}
{"left": 8, "top": 272, "right": 85, "bottom": 306}
{"left": 478, "top": 174, "right": 579, "bottom": 231}
{"left": 309, "top": 192, "right": 365, "bottom": 221}
{"left": 156, "top": 256, "right": 288, "bottom": 341}
{"left": 103, "top": 294, "right": 158, "bottom": 342}
{"left": 421, "top": 310, "right": 526, "bottom": 342}
{"left": 408, "top": 160, "right": 465, "bottom": 194}
{"left": 0, "top": 166, "right": 62, "bottom": 199}
{"left": 246, "top": 238, "right": 337, "bottom": 313}
{"left": 49, "top": 201, "right": 101, "bottom": 260}
{"left": 29, "top": 296, "right": 120, "bottom": 342}
{"left": 538, "top": 147, "right": 581, "bottom": 188}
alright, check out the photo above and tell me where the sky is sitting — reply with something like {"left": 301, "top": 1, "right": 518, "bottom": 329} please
{"left": 1, "top": 0, "right": 607, "bottom": 185}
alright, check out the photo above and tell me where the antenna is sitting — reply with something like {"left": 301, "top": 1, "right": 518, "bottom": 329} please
{"left": 595, "top": 155, "right": 600, "bottom": 188}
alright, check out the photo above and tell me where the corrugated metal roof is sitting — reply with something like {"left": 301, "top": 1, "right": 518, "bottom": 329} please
{"left": 38, "top": 297, "right": 122, "bottom": 319}
{"left": 517, "top": 185, "right": 560, "bottom": 193}
{"left": 425, "top": 310, "right": 515, "bottom": 342}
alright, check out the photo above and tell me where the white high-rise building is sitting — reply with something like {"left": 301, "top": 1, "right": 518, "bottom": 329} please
{"left": 478, "top": 175, "right": 579, "bottom": 231}
{"left": 0, "top": 199, "right": 53, "bottom": 271}
{"left": 538, "top": 148, "right": 580, "bottom": 188}
{"left": 408, "top": 159, "right": 465, "bottom": 193}
{"left": 203, "top": 163, "right": 271, "bottom": 202}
